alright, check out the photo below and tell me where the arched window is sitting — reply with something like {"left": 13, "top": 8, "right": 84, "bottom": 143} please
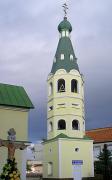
{"left": 72, "top": 120, "right": 80, "bottom": 130}
{"left": 83, "top": 121, "right": 85, "bottom": 131}
{"left": 48, "top": 122, "right": 53, "bottom": 132}
{"left": 71, "top": 79, "right": 78, "bottom": 93}
{"left": 49, "top": 82, "right": 53, "bottom": 96}
{"left": 58, "top": 79, "right": 65, "bottom": 92}
{"left": 58, "top": 120, "right": 66, "bottom": 130}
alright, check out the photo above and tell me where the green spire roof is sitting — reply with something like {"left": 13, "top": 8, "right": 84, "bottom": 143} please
{"left": 58, "top": 17, "right": 72, "bottom": 32}
{"left": 0, "top": 83, "right": 34, "bottom": 109}
{"left": 51, "top": 18, "right": 79, "bottom": 74}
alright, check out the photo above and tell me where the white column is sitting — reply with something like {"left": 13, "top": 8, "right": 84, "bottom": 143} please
{"left": 21, "top": 150, "right": 27, "bottom": 180}
{"left": 58, "top": 139, "right": 62, "bottom": 178}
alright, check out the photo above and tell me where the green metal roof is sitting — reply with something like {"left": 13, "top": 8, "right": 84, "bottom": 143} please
{"left": 0, "top": 83, "right": 34, "bottom": 109}
{"left": 51, "top": 36, "right": 79, "bottom": 74}
{"left": 43, "top": 133, "right": 92, "bottom": 143}
{"left": 58, "top": 17, "right": 72, "bottom": 32}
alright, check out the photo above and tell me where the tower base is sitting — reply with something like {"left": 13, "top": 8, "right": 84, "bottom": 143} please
{"left": 43, "top": 135, "right": 94, "bottom": 179}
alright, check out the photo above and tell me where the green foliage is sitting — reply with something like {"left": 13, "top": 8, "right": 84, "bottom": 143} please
{"left": 26, "top": 162, "right": 31, "bottom": 172}
{"left": 0, "top": 158, "right": 21, "bottom": 180}
{"left": 95, "top": 144, "right": 112, "bottom": 180}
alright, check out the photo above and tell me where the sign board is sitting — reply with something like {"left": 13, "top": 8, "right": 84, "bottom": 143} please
{"left": 72, "top": 160, "right": 83, "bottom": 180}
{"left": 72, "top": 160, "right": 83, "bottom": 165}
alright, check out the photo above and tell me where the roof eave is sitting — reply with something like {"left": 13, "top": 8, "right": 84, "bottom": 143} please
{"left": 0, "top": 104, "right": 34, "bottom": 109}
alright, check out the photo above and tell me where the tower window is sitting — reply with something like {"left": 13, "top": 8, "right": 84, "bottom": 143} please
{"left": 49, "top": 82, "right": 53, "bottom": 96}
{"left": 72, "top": 120, "right": 80, "bottom": 130}
{"left": 83, "top": 121, "right": 85, "bottom": 131}
{"left": 71, "top": 79, "right": 78, "bottom": 93}
{"left": 70, "top": 54, "right": 73, "bottom": 60}
{"left": 48, "top": 106, "right": 53, "bottom": 111}
{"left": 48, "top": 122, "right": 53, "bottom": 132}
{"left": 75, "top": 148, "right": 79, "bottom": 152}
{"left": 58, "top": 79, "right": 65, "bottom": 92}
{"left": 60, "top": 54, "right": 64, "bottom": 60}
{"left": 66, "top": 31, "right": 69, "bottom": 37}
{"left": 58, "top": 120, "right": 66, "bottom": 130}
{"left": 48, "top": 162, "right": 53, "bottom": 176}
{"left": 62, "top": 31, "right": 66, "bottom": 37}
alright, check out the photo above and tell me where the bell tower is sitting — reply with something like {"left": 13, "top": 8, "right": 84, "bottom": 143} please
{"left": 43, "top": 4, "right": 94, "bottom": 179}
{"left": 47, "top": 14, "right": 85, "bottom": 140}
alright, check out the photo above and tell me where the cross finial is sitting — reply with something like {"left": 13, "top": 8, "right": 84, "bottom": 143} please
{"left": 62, "top": 2, "right": 68, "bottom": 18}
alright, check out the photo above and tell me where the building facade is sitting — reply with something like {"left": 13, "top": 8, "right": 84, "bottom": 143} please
{"left": 43, "top": 14, "right": 94, "bottom": 179}
{"left": 0, "top": 83, "right": 34, "bottom": 180}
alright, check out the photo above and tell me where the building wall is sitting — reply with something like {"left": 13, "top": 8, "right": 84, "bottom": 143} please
{"left": 0, "top": 106, "right": 29, "bottom": 180}
{"left": 60, "top": 139, "right": 94, "bottom": 178}
{"left": 43, "top": 138, "right": 94, "bottom": 179}
{"left": 43, "top": 140, "right": 59, "bottom": 179}
{"left": 0, "top": 106, "right": 28, "bottom": 140}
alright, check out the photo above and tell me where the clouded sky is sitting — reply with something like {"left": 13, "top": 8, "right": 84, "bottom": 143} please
{"left": 0, "top": 0, "right": 112, "bottom": 142}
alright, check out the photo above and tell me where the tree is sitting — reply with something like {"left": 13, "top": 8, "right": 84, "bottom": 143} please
{"left": 0, "top": 158, "right": 21, "bottom": 180}
{"left": 95, "top": 144, "right": 112, "bottom": 180}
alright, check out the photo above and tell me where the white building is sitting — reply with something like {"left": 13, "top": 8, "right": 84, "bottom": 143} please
{"left": 26, "top": 141, "right": 43, "bottom": 174}
{"left": 86, "top": 127, "right": 112, "bottom": 161}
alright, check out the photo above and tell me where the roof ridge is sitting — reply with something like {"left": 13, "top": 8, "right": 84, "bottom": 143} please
{"left": 0, "top": 83, "right": 23, "bottom": 88}
{"left": 86, "top": 127, "right": 112, "bottom": 132}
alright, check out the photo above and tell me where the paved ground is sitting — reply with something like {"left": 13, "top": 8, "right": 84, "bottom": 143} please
{"left": 26, "top": 178, "right": 41, "bottom": 180}
{"left": 26, "top": 178, "right": 42, "bottom": 180}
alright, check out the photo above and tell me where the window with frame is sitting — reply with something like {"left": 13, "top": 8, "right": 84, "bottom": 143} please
{"left": 71, "top": 79, "right": 78, "bottom": 93}
{"left": 93, "top": 146, "right": 101, "bottom": 159}
{"left": 58, "top": 119, "right": 66, "bottom": 130}
{"left": 58, "top": 79, "right": 65, "bottom": 92}
{"left": 108, "top": 144, "right": 112, "bottom": 153}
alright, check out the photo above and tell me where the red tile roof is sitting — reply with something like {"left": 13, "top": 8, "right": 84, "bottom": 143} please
{"left": 86, "top": 127, "right": 112, "bottom": 143}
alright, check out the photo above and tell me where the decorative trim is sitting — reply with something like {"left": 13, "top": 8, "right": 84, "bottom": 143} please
{"left": 0, "top": 106, "right": 28, "bottom": 112}
{"left": 48, "top": 96, "right": 84, "bottom": 103}
{"left": 47, "top": 114, "right": 83, "bottom": 120}
{"left": 43, "top": 137, "right": 93, "bottom": 145}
